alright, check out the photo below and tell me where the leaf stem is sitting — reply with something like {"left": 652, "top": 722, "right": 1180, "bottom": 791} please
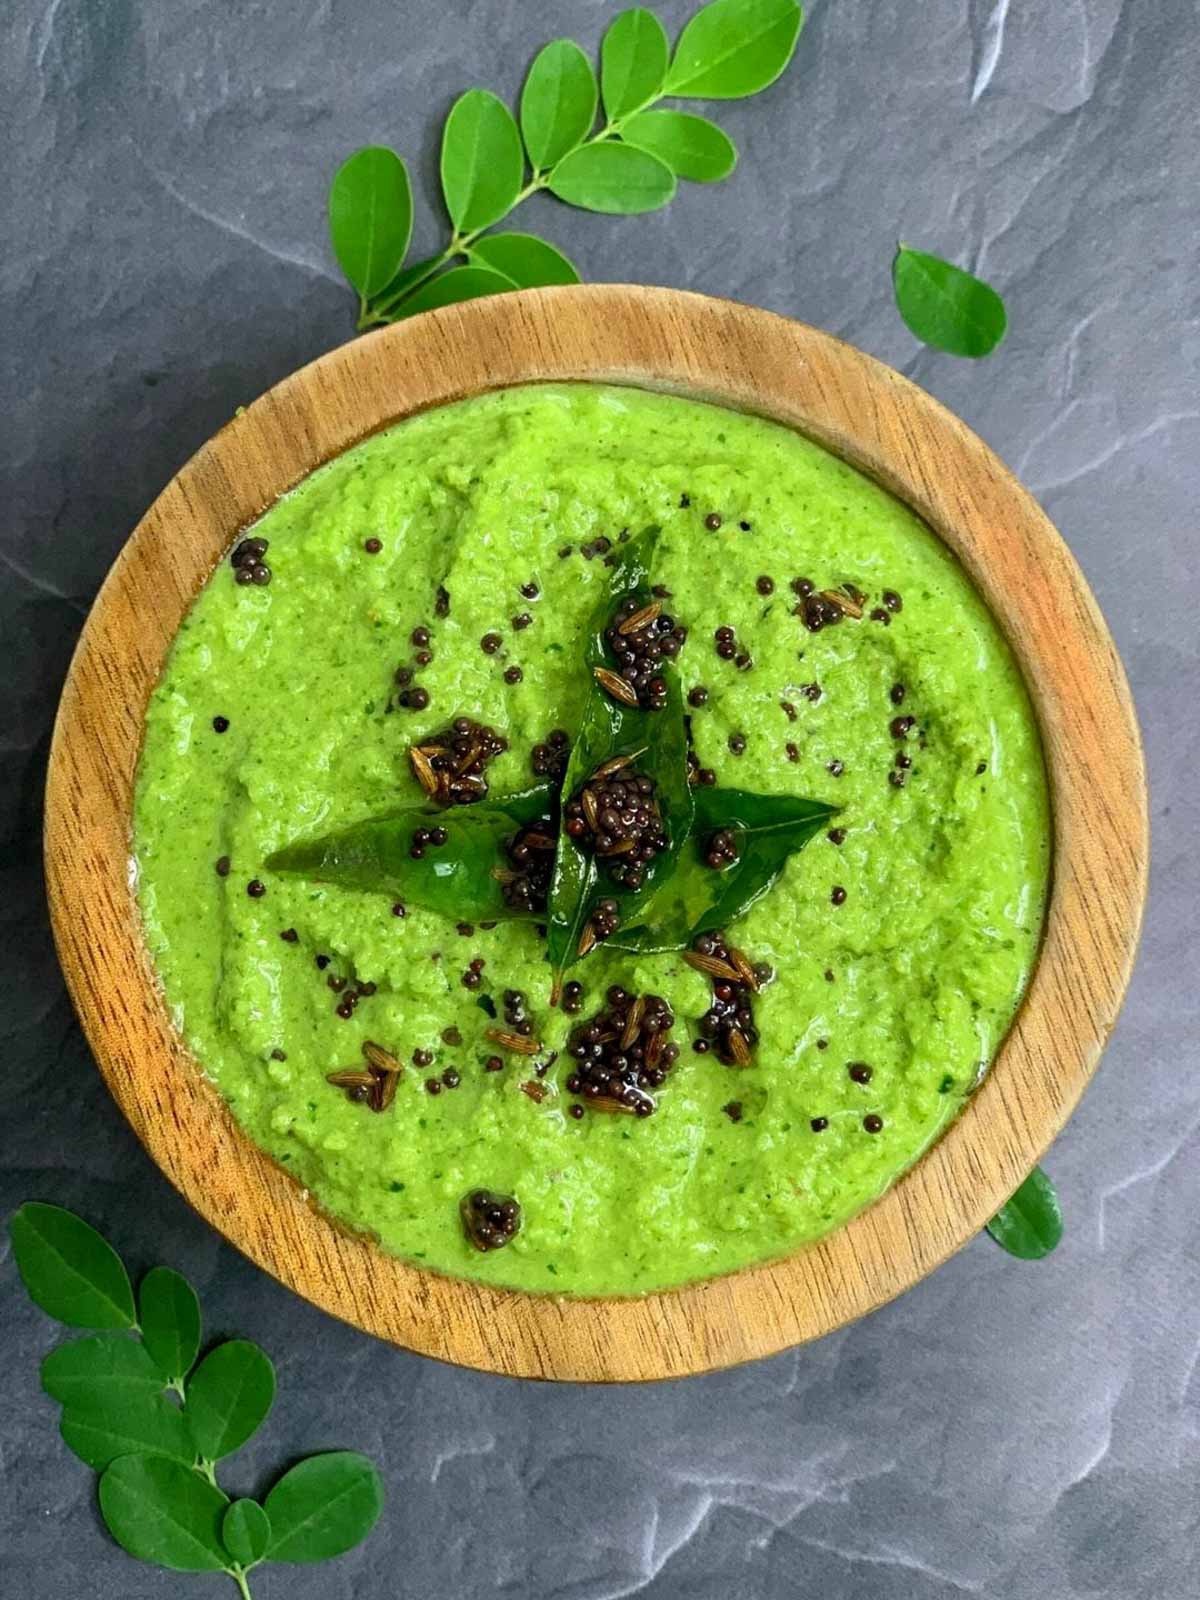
{"left": 195, "top": 1458, "right": 219, "bottom": 1488}
{"left": 229, "top": 1566, "right": 254, "bottom": 1600}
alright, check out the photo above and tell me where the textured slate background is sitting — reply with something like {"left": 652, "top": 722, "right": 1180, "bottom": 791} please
{"left": 3, "top": 2, "right": 1197, "bottom": 1595}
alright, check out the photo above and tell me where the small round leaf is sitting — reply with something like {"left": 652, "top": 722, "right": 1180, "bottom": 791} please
{"left": 621, "top": 110, "right": 737, "bottom": 182}
{"left": 520, "top": 40, "right": 598, "bottom": 171}
{"left": 10, "top": 1203, "right": 135, "bottom": 1330}
{"left": 99, "top": 1455, "right": 230, "bottom": 1573}
{"left": 264, "top": 1451, "right": 384, "bottom": 1564}
{"left": 892, "top": 246, "right": 1008, "bottom": 358}
{"left": 601, "top": 8, "right": 670, "bottom": 122}
{"left": 468, "top": 232, "right": 580, "bottom": 288}
{"left": 222, "top": 1499, "right": 271, "bottom": 1568}
{"left": 396, "top": 265, "right": 517, "bottom": 319}
{"left": 184, "top": 1339, "right": 275, "bottom": 1462}
{"left": 328, "top": 146, "right": 412, "bottom": 300}
{"left": 665, "top": 0, "right": 804, "bottom": 100}
{"left": 42, "top": 1333, "right": 164, "bottom": 1408}
{"left": 139, "top": 1266, "right": 202, "bottom": 1384}
{"left": 60, "top": 1390, "right": 195, "bottom": 1471}
{"left": 548, "top": 142, "right": 676, "bottom": 214}
{"left": 441, "top": 89, "right": 524, "bottom": 233}
{"left": 987, "top": 1166, "right": 1063, "bottom": 1259}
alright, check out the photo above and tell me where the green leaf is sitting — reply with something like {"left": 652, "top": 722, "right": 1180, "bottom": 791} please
{"left": 9, "top": 1203, "right": 135, "bottom": 1330}
{"left": 99, "top": 1454, "right": 230, "bottom": 1573}
{"left": 41, "top": 1333, "right": 164, "bottom": 1408}
{"left": 328, "top": 146, "right": 412, "bottom": 300}
{"left": 892, "top": 246, "right": 1008, "bottom": 358}
{"left": 268, "top": 784, "right": 554, "bottom": 919}
{"left": 139, "top": 1267, "right": 202, "bottom": 1385}
{"left": 264, "top": 1451, "right": 384, "bottom": 1564}
{"left": 986, "top": 1166, "right": 1063, "bottom": 1259}
{"left": 184, "top": 1339, "right": 276, "bottom": 1462}
{"left": 468, "top": 232, "right": 580, "bottom": 288}
{"left": 222, "top": 1499, "right": 271, "bottom": 1568}
{"left": 368, "top": 253, "right": 443, "bottom": 314}
{"left": 665, "top": 0, "right": 803, "bottom": 99}
{"left": 546, "top": 527, "right": 694, "bottom": 980}
{"left": 520, "top": 39, "right": 598, "bottom": 171}
{"left": 611, "top": 786, "right": 835, "bottom": 952}
{"left": 548, "top": 142, "right": 676, "bottom": 214}
{"left": 622, "top": 110, "right": 737, "bottom": 182}
{"left": 391, "top": 264, "right": 517, "bottom": 319}
{"left": 60, "top": 1390, "right": 195, "bottom": 1470}
{"left": 441, "top": 88, "right": 524, "bottom": 233}
{"left": 601, "top": 8, "right": 670, "bottom": 122}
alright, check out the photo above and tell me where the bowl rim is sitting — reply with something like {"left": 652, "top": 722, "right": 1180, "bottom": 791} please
{"left": 44, "top": 284, "right": 1148, "bottom": 1380}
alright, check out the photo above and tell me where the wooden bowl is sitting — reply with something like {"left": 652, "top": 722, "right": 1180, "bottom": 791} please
{"left": 45, "top": 286, "right": 1147, "bottom": 1381}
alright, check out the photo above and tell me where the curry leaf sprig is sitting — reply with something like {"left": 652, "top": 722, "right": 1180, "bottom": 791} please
{"left": 10, "top": 1204, "right": 384, "bottom": 1598}
{"left": 329, "top": 0, "right": 804, "bottom": 330}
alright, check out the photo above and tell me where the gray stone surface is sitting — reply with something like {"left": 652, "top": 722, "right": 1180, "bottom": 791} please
{"left": 2, "top": 0, "right": 1196, "bottom": 1594}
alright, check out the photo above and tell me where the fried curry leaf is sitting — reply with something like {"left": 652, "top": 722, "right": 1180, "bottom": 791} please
{"left": 609, "top": 786, "right": 835, "bottom": 952}
{"left": 545, "top": 525, "right": 694, "bottom": 980}
{"left": 266, "top": 785, "right": 554, "bottom": 922}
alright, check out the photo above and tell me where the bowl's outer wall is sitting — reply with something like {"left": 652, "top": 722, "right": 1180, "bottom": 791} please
{"left": 44, "top": 287, "right": 1148, "bottom": 1380}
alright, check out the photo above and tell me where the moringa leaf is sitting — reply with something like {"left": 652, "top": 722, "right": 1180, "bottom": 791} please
{"left": 60, "top": 1390, "right": 195, "bottom": 1471}
{"left": 41, "top": 1332, "right": 164, "bottom": 1408}
{"left": 392, "top": 264, "right": 517, "bottom": 318}
{"left": 665, "top": 0, "right": 804, "bottom": 99}
{"left": 138, "top": 1266, "right": 201, "bottom": 1385}
{"left": 601, "top": 8, "right": 670, "bottom": 122}
{"left": 222, "top": 1499, "right": 271, "bottom": 1568}
{"left": 99, "top": 1455, "right": 230, "bottom": 1573}
{"left": 268, "top": 784, "right": 554, "bottom": 919}
{"left": 441, "top": 89, "right": 525, "bottom": 233}
{"left": 546, "top": 527, "right": 694, "bottom": 979}
{"left": 622, "top": 109, "right": 737, "bottom": 182}
{"left": 468, "top": 231, "right": 580, "bottom": 287}
{"left": 520, "top": 39, "right": 598, "bottom": 170}
{"left": 986, "top": 1166, "right": 1063, "bottom": 1259}
{"left": 548, "top": 141, "right": 676, "bottom": 214}
{"left": 610, "top": 786, "right": 835, "bottom": 951}
{"left": 264, "top": 1451, "right": 385, "bottom": 1564}
{"left": 10, "top": 1203, "right": 136, "bottom": 1330}
{"left": 184, "top": 1340, "right": 276, "bottom": 1463}
{"left": 892, "top": 246, "right": 1007, "bottom": 357}
{"left": 328, "top": 146, "right": 412, "bottom": 300}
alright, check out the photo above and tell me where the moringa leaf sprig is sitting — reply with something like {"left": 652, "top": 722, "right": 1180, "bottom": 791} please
{"left": 329, "top": 0, "right": 805, "bottom": 330}
{"left": 10, "top": 1203, "right": 384, "bottom": 1599}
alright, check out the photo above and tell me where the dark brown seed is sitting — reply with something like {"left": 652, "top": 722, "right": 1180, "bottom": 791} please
{"left": 442, "top": 1068, "right": 461, "bottom": 1089}
{"left": 704, "top": 513, "right": 722, "bottom": 531}
{"left": 414, "top": 649, "right": 433, "bottom": 667}
{"left": 520, "top": 1080, "right": 547, "bottom": 1104}
{"left": 568, "top": 1103, "right": 585, "bottom": 1119}
{"left": 683, "top": 950, "right": 744, "bottom": 983}
{"left": 816, "top": 1038, "right": 828, "bottom": 1051}
{"left": 723, "top": 1101, "right": 744, "bottom": 1122}
{"left": 755, "top": 575, "right": 774, "bottom": 595}
{"left": 481, "top": 632, "right": 502, "bottom": 654}
{"left": 688, "top": 686, "right": 709, "bottom": 707}
{"left": 617, "top": 601, "right": 662, "bottom": 636}
{"left": 520, "top": 580, "right": 539, "bottom": 599}
{"left": 827, "top": 827, "right": 847, "bottom": 846}
{"left": 863, "top": 1113, "right": 884, "bottom": 1133}
{"left": 870, "top": 607, "right": 891, "bottom": 625}
{"left": 827, "top": 760, "right": 844, "bottom": 777}
{"left": 888, "top": 770, "right": 907, "bottom": 789}
{"left": 728, "top": 732, "right": 747, "bottom": 756}
{"left": 504, "top": 666, "right": 523, "bottom": 685}
{"left": 411, "top": 626, "right": 430, "bottom": 647}
{"left": 890, "top": 715, "right": 916, "bottom": 739}
{"left": 364, "top": 537, "right": 382, "bottom": 554}
{"left": 426, "top": 1078, "right": 442, "bottom": 1096}
{"left": 976, "top": 760, "right": 988, "bottom": 776}
{"left": 327, "top": 1070, "right": 376, "bottom": 1090}
{"left": 512, "top": 613, "right": 533, "bottom": 631}
{"left": 727, "top": 1028, "right": 752, "bottom": 1067}
{"left": 780, "top": 700, "right": 798, "bottom": 722}
{"left": 890, "top": 682, "right": 906, "bottom": 705}
{"left": 435, "top": 584, "right": 451, "bottom": 616}
{"left": 824, "top": 968, "right": 836, "bottom": 983}
{"left": 785, "top": 743, "right": 800, "bottom": 763}
{"left": 391, "top": 901, "right": 406, "bottom": 917}
{"left": 882, "top": 590, "right": 903, "bottom": 613}
{"left": 279, "top": 928, "right": 298, "bottom": 943}
{"left": 484, "top": 1055, "right": 504, "bottom": 1073}
{"left": 212, "top": 715, "right": 229, "bottom": 733}
{"left": 247, "top": 879, "right": 265, "bottom": 898}
{"left": 831, "top": 886, "right": 847, "bottom": 906}
{"left": 405, "top": 687, "right": 430, "bottom": 710}
{"left": 215, "top": 856, "right": 231, "bottom": 877}
{"left": 375, "top": 1071, "right": 398, "bottom": 1111}
{"left": 848, "top": 1061, "right": 873, "bottom": 1084}
{"left": 810, "top": 1116, "right": 829, "bottom": 1132}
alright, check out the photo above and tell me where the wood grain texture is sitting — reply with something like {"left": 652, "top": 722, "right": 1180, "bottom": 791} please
{"left": 44, "top": 287, "right": 1147, "bottom": 1381}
